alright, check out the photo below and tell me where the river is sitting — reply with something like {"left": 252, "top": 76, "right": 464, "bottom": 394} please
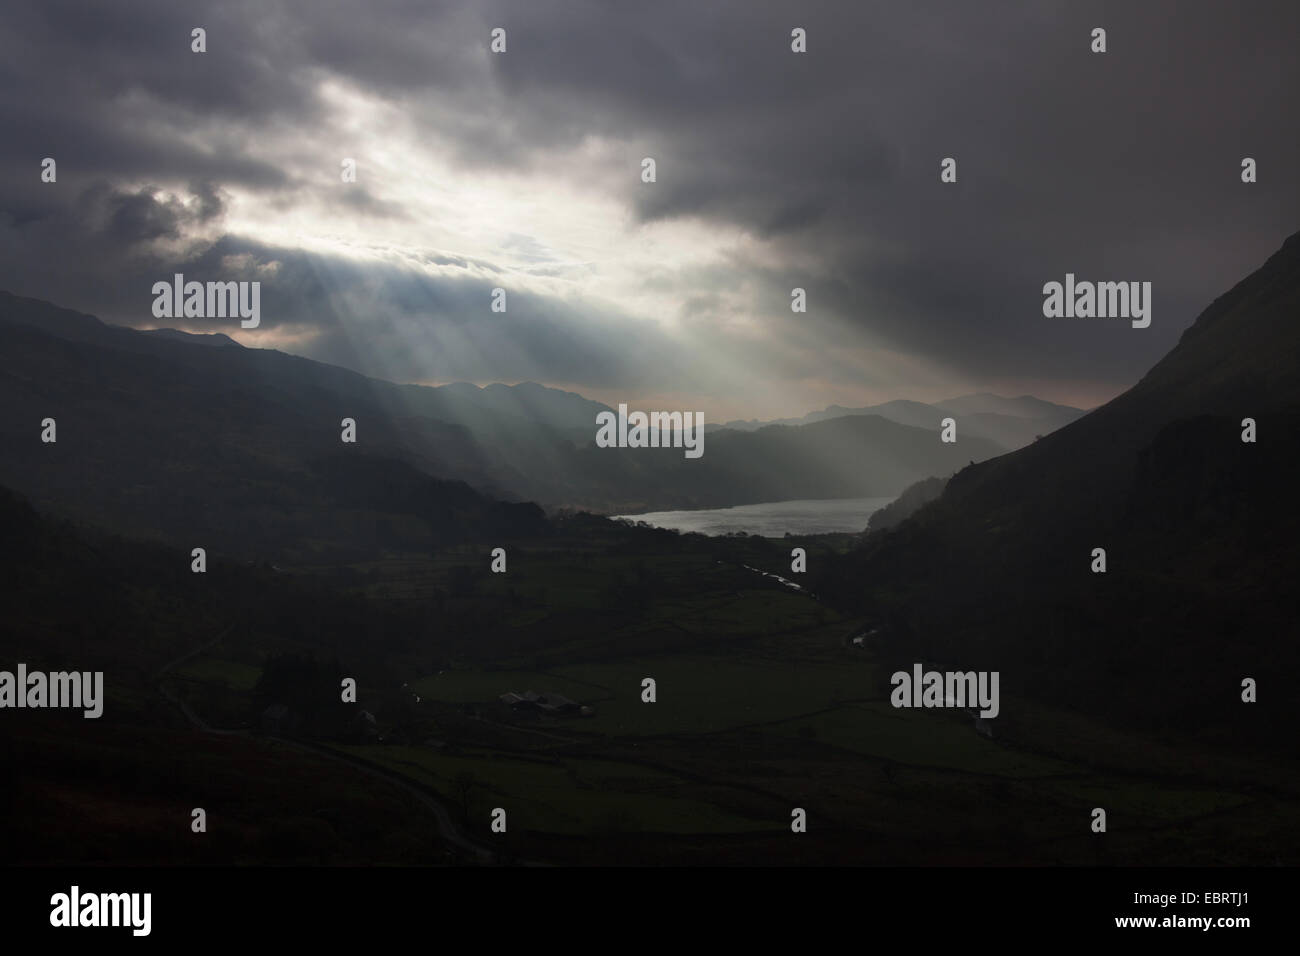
{"left": 613, "top": 496, "right": 895, "bottom": 537}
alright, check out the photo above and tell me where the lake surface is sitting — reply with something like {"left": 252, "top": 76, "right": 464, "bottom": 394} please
{"left": 614, "top": 496, "right": 896, "bottom": 537}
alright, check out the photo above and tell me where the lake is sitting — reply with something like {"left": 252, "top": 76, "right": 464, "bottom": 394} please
{"left": 613, "top": 496, "right": 896, "bottom": 537}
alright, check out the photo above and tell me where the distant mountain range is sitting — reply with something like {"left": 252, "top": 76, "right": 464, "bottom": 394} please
{"left": 721, "top": 394, "right": 1085, "bottom": 452}
{"left": 0, "top": 290, "right": 1081, "bottom": 543}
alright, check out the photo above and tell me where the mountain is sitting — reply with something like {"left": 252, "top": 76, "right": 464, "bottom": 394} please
{"left": 819, "top": 230, "right": 1300, "bottom": 754}
{"left": 935, "top": 393, "right": 1084, "bottom": 420}
{"left": 721, "top": 394, "right": 1084, "bottom": 452}
{"left": 865, "top": 475, "right": 948, "bottom": 533}
{"left": 0, "top": 291, "right": 1007, "bottom": 524}
{"left": 142, "top": 328, "right": 243, "bottom": 347}
{"left": 0, "top": 294, "right": 551, "bottom": 560}
{"left": 550, "top": 415, "right": 1003, "bottom": 513}
{"left": 395, "top": 380, "right": 610, "bottom": 443}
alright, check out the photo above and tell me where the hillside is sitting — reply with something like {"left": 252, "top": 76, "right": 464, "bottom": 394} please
{"left": 819, "top": 230, "right": 1300, "bottom": 755}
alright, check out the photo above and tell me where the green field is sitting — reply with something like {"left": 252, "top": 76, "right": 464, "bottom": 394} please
{"left": 131, "top": 532, "right": 1298, "bottom": 864}
{"left": 173, "top": 656, "right": 262, "bottom": 692}
{"left": 336, "top": 744, "right": 775, "bottom": 835}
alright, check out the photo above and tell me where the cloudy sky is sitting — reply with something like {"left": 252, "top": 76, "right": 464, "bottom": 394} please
{"left": 1, "top": 0, "right": 1296, "bottom": 420}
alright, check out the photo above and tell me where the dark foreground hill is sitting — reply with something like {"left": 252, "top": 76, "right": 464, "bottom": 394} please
{"left": 821, "top": 231, "right": 1300, "bottom": 757}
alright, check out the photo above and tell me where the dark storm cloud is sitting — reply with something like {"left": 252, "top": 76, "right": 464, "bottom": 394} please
{"left": 0, "top": 180, "right": 229, "bottom": 317}
{"left": 0, "top": 2, "right": 307, "bottom": 184}
{"left": 471, "top": 0, "right": 1300, "bottom": 384}
{"left": 85, "top": 180, "right": 225, "bottom": 242}
{"left": 0, "top": 0, "right": 1296, "bottom": 404}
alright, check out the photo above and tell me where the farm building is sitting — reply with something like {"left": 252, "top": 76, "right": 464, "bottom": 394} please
{"left": 499, "top": 690, "right": 593, "bottom": 717}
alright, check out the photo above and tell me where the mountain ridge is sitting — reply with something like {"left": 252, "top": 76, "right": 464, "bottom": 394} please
{"left": 820, "top": 228, "right": 1300, "bottom": 753}
{"left": 0, "top": 290, "right": 1033, "bottom": 516}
